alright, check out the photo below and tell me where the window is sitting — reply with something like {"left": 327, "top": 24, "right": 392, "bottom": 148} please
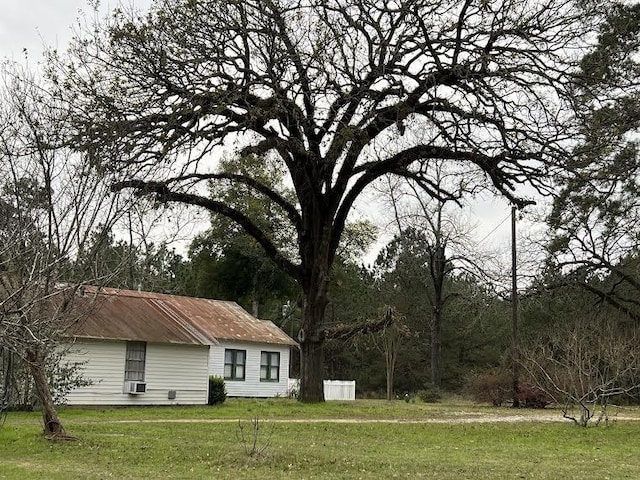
{"left": 260, "top": 351, "right": 280, "bottom": 382}
{"left": 125, "top": 341, "right": 146, "bottom": 381}
{"left": 224, "top": 349, "right": 246, "bottom": 380}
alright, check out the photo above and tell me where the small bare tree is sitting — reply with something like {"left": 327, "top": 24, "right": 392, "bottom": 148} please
{"left": 0, "top": 62, "right": 130, "bottom": 437}
{"left": 375, "top": 164, "right": 496, "bottom": 387}
{"left": 520, "top": 317, "right": 640, "bottom": 427}
{"left": 366, "top": 307, "right": 408, "bottom": 400}
{"left": 236, "top": 416, "right": 273, "bottom": 458}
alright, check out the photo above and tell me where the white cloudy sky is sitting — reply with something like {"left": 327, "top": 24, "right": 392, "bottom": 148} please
{"left": 1, "top": 1, "right": 91, "bottom": 60}
{"left": 0, "top": 1, "right": 156, "bottom": 60}
{"left": 0, "top": 0, "right": 524, "bottom": 260}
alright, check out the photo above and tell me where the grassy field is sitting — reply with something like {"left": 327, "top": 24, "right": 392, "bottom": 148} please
{"left": 1, "top": 399, "right": 639, "bottom": 479}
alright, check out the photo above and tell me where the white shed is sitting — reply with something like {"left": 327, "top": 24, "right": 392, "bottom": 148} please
{"left": 63, "top": 287, "right": 297, "bottom": 405}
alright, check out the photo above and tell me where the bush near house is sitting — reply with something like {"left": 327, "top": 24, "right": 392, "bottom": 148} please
{"left": 208, "top": 376, "right": 226, "bottom": 405}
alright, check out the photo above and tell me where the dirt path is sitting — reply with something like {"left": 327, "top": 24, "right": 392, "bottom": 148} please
{"left": 108, "top": 414, "right": 640, "bottom": 424}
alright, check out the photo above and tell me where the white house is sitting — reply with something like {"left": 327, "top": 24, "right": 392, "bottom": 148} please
{"left": 63, "top": 287, "right": 298, "bottom": 405}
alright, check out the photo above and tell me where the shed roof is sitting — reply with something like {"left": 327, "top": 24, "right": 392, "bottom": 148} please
{"left": 71, "top": 287, "right": 297, "bottom": 347}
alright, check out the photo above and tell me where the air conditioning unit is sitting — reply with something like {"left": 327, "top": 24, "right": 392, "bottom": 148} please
{"left": 125, "top": 381, "right": 147, "bottom": 394}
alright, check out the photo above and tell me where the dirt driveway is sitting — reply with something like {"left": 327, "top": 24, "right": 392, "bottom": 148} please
{"left": 110, "top": 412, "right": 640, "bottom": 425}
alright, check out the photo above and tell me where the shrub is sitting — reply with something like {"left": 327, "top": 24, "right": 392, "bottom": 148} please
{"left": 516, "top": 383, "right": 552, "bottom": 409}
{"left": 50, "top": 359, "right": 94, "bottom": 406}
{"left": 469, "top": 369, "right": 511, "bottom": 406}
{"left": 417, "top": 384, "right": 442, "bottom": 403}
{"left": 208, "top": 376, "right": 227, "bottom": 405}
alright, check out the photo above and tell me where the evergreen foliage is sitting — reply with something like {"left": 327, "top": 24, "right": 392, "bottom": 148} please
{"left": 208, "top": 376, "right": 227, "bottom": 405}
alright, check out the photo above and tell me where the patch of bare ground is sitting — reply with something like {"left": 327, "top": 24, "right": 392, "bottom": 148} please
{"left": 106, "top": 413, "right": 640, "bottom": 424}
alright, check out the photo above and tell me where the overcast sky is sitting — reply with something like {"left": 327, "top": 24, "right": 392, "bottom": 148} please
{"left": 0, "top": 1, "right": 155, "bottom": 61}
{"left": 0, "top": 0, "right": 520, "bottom": 259}
{"left": 1, "top": 1, "right": 90, "bottom": 60}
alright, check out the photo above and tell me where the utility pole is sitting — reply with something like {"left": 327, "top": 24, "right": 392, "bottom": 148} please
{"left": 511, "top": 206, "right": 520, "bottom": 407}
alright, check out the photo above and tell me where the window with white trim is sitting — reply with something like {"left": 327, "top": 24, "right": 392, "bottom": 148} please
{"left": 125, "top": 341, "right": 146, "bottom": 381}
{"left": 224, "top": 349, "right": 246, "bottom": 380}
{"left": 260, "top": 351, "right": 280, "bottom": 382}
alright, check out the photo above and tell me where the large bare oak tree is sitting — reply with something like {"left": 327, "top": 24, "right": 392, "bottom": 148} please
{"left": 54, "top": 0, "right": 603, "bottom": 401}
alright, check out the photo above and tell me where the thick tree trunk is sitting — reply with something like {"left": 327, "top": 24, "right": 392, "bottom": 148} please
{"left": 297, "top": 250, "right": 330, "bottom": 403}
{"left": 27, "top": 350, "right": 64, "bottom": 437}
{"left": 297, "top": 287, "right": 328, "bottom": 402}
{"left": 299, "top": 337, "right": 325, "bottom": 402}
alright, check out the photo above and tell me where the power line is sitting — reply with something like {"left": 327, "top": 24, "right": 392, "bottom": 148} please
{"left": 477, "top": 211, "right": 511, "bottom": 244}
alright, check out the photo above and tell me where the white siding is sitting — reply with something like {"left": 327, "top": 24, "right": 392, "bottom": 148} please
{"left": 64, "top": 339, "right": 209, "bottom": 405}
{"left": 209, "top": 341, "right": 291, "bottom": 397}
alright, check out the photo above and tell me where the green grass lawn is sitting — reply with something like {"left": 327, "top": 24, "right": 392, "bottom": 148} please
{"left": 2, "top": 399, "right": 639, "bottom": 479}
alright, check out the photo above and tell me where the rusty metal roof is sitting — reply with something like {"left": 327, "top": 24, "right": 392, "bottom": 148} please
{"left": 71, "top": 287, "right": 297, "bottom": 347}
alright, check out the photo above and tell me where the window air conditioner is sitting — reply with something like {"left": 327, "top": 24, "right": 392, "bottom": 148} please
{"left": 125, "top": 381, "right": 147, "bottom": 394}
